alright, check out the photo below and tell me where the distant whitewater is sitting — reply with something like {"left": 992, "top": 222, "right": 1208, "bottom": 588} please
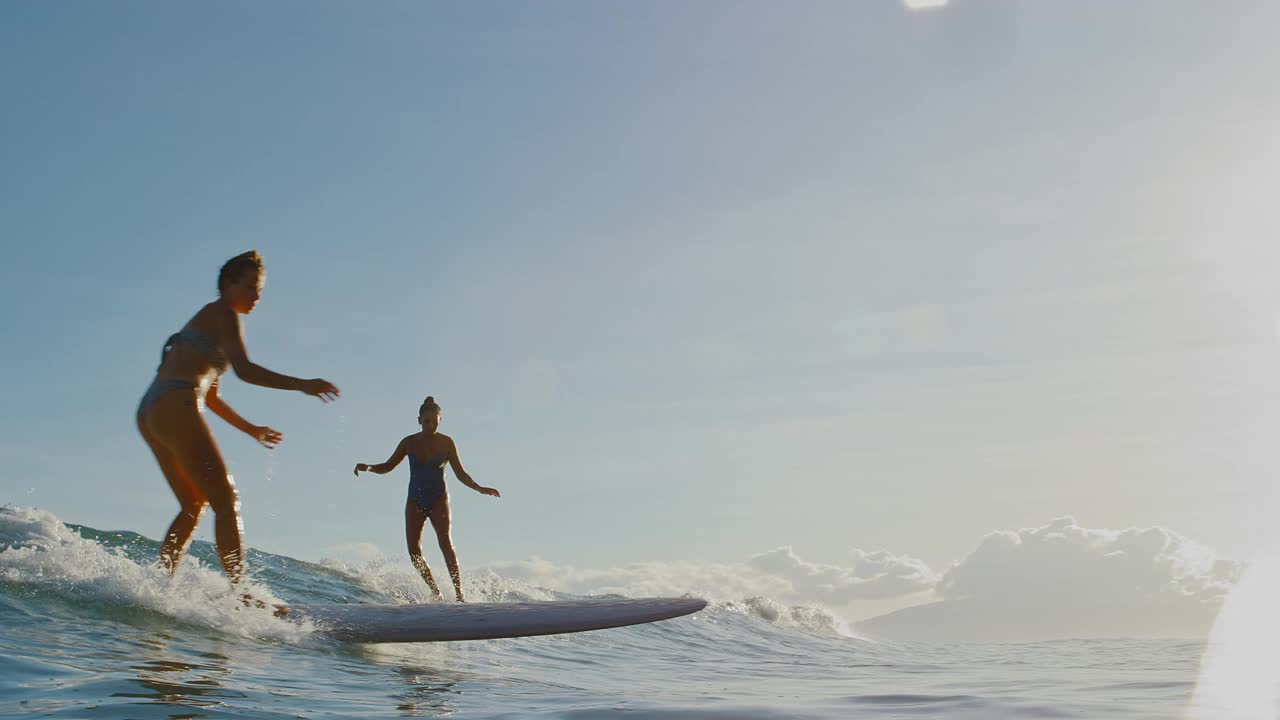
{"left": 0, "top": 506, "right": 1227, "bottom": 719}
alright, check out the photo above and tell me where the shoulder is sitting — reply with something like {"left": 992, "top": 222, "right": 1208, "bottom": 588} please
{"left": 198, "top": 299, "right": 232, "bottom": 320}
{"left": 200, "top": 301, "right": 239, "bottom": 333}
{"left": 184, "top": 302, "right": 231, "bottom": 338}
{"left": 439, "top": 434, "right": 459, "bottom": 454}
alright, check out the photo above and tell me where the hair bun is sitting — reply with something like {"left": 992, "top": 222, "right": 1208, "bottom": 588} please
{"left": 425, "top": 396, "right": 434, "bottom": 404}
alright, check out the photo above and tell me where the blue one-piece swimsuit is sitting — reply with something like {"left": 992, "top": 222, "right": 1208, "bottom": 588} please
{"left": 407, "top": 451, "right": 448, "bottom": 512}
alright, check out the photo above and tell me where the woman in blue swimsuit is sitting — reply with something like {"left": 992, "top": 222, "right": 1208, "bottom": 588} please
{"left": 137, "top": 251, "right": 340, "bottom": 592}
{"left": 353, "top": 396, "right": 500, "bottom": 601}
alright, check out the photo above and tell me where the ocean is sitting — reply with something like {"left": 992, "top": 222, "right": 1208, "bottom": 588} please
{"left": 0, "top": 507, "right": 1219, "bottom": 719}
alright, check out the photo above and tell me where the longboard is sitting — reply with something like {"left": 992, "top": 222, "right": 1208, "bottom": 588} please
{"left": 288, "top": 597, "right": 708, "bottom": 643}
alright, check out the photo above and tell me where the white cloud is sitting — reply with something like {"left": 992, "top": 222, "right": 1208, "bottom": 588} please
{"left": 937, "top": 516, "right": 1240, "bottom": 605}
{"left": 364, "top": 515, "right": 1243, "bottom": 642}
{"left": 483, "top": 517, "right": 1245, "bottom": 642}
{"left": 481, "top": 544, "right": 936, "bottom": 608}
{"left": 748, "top": 546, "right": 936, "bottom": 601}
{"left": 860, "top": 517, "right": 1243, "bottom": 641}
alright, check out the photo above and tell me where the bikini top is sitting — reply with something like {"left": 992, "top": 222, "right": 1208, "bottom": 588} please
{"left": 160, "top": 325, "right": 231, "bottom": 375}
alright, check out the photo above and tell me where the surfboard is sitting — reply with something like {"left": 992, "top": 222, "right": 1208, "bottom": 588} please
{"left": 288, "top": 597, "right": 708, "bottom": 643}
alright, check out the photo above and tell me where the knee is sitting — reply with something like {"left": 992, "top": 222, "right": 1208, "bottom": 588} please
{"left": 180, "top": 503, "right": 206, "bottom": 522}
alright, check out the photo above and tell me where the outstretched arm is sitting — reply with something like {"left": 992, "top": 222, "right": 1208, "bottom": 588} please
{"left": 354, "top": 438, "right": 409, "bottom": 476}
{"left": 218, "top": 306, "right": 340, "bottom": 402}
{"left": 205, "top": 379, "right": 283, "bottom": 448}
{"left": 447, "top": 437, "right": 500, "bottom": 497}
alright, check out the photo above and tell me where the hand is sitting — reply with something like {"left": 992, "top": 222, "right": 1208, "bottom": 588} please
{"left": 478, "top": 486, "right": 500, "bottom": 498}
{"left": 302, "top": 378, "right": 340, "bottom": 403}
{"left": 354, "top": 463, "right": 370, "bottom": 476}
{"left": 252, "top": 425, "right": 283, "bottom": 449}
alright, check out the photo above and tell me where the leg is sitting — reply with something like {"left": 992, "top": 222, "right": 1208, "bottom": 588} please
{"left": 405, "top": 499, "right": 443, "bottom": 600}
{"left": 143, "top": 392, "right": 247, "bottom": 584}
{"left": 138, "top": 410, "right": 208, "bottom": 575}
{"left": 427, "top": 497, "right": 463, "bottom": 602}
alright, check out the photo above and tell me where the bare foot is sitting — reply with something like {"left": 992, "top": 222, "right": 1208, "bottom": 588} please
{"left": 273, "top": 604, "right": 290, "bottom": 618}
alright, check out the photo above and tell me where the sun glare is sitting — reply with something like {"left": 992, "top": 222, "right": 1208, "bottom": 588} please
{"left": 1192, "top": 540, "right": 1280, "bottom": 719}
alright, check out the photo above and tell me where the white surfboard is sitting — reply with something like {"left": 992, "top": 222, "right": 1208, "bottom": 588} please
{"left": 288, "top": 597, "right": 708, "bottom": 643}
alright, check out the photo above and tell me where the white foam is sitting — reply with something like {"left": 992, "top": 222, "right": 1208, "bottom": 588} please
{"left": 722, "top": 596, "right": 853, "bottom": 637}
{"left": 0, "top": 506, "right": 314, "bottom": 643}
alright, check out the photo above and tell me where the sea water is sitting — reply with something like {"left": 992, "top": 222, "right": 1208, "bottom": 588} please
{"left": 0, "top": 507, "right": 1219, "bottom": 719}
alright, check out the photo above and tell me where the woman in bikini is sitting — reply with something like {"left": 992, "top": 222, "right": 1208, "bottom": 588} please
{"left": 137, "top": 250, "right": 340, "bottom": 593}
{"left": 353, "top": 396, "right": 500, "bottom": 602}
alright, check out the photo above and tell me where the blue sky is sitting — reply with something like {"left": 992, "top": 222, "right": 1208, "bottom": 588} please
{"left": 4, "top": 1, "right": 1280, "bottom": 594}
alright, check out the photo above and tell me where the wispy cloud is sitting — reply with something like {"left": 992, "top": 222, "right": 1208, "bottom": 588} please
{"left": 903, "top": 0, "right": 949, "bottom": 11}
